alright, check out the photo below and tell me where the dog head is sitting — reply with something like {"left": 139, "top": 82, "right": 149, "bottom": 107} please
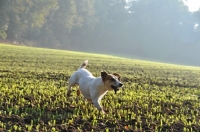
{"left": 101, "top": 71, "right": 123, "bottom": 94}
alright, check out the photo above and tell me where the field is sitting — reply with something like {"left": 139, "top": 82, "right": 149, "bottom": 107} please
{"left": 0, "top": 44, "right": 200, "bottom": 132}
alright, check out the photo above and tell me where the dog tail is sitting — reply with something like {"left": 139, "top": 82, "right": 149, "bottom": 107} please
{"left": 79, "top": 60, "right": 88, "bottom": 69}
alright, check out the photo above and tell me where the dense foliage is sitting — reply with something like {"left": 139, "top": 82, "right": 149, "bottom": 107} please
{"left": 1, "top": 0, "right": 200, "bottom": 65}
{"left": 0, "top": 44, "right": 200, "bottom": 131}
{"left": 0, "top": 1, "right": 199, "bottom": 47}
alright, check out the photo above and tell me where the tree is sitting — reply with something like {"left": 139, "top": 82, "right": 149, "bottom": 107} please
{"left": 0, "top": 0, "right": 58, "bottom": 43}
{"left": 0, "top": 0, "right": 9, "bottom": 39}
{"left": 36, "top": 0, "right": 97, "bottom": 48}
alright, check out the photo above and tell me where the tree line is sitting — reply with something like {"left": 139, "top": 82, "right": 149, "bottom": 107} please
{"left": 1, "top": 0, "right": 200, "bottom": 65}
{"left": 0, "top": 0, "right": 96, "bottom": 48}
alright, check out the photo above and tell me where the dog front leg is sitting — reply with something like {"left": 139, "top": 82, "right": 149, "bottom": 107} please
{"left": 92, "top": 100, "right": 105, "bottom": 114}
{"left": 67, "top": 85, "right": 72, "bottom": 96}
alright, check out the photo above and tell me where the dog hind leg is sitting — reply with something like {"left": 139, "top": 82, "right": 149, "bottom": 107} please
{"left": 67, "top": 84, "right": 73, "bottom": 96}
{"left": 77, "top": 89, "right": 81, "bottom": 96}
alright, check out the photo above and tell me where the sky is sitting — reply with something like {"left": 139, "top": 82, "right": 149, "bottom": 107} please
{"left": 126, "top": 0, "right": 200, "bottom": 12}
{"left": 182, "top": 0, "right": 200, "bottom": 12}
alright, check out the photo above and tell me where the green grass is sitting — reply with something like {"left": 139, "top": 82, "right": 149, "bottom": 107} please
{"left": 0, "top": 43, "right": 200, "bottom": 131}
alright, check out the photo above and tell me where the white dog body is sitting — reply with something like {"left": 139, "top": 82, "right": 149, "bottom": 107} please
{"left": 67, "top": 60, "right": 123, "bottom": 112}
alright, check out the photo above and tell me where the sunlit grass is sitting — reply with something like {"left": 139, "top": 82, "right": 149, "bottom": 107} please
{"left": 0, "top": 43, "right": 200, "bottom": 131}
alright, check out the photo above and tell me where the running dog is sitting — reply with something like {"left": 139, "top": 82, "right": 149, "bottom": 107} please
{"left": 67, "top": 60, "right": 123, "bottom": 113}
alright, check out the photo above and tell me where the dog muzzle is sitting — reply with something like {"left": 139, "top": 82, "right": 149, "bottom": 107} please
{"left": 111, "top": 83, "right": 123, "bottom": 94}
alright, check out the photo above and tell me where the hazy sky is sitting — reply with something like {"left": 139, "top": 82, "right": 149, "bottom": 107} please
{"left": 123, "top": 0, "right": 200, "bottom": 66}
{"left": 182, "top": 0, "right": 200, "bottom": 12}
{"left": 126, "top": 0, "right": 200, "bottom": 12}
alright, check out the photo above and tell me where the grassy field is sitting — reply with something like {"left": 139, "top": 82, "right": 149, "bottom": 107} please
{"left": 0, "top": 44, "right": 200, "bottom": 132}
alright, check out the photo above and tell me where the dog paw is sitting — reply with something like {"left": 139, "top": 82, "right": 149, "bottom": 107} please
{"left": 102, "top": 110, "right": 106, "bottom": 114}
{"left": 100, "top": 108, "right": 106, "bottom": 114}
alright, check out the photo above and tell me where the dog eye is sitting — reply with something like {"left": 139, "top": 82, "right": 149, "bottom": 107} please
{"left": 110, "top": 78, "right": 115, "bottom": 81}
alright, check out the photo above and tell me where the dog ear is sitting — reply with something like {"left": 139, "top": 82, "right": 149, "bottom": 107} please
{"left": 113, "top": 73, "right": 121, "bottom": 81}
{"left": 101, "top": 71, "right": 107, "bottom": 83}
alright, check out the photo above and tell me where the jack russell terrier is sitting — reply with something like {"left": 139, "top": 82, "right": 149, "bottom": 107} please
{"left": 67, "top": 60, "right": 123, "bottom": 113}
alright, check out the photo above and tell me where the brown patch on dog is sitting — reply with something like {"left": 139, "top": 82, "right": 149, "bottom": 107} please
{"left": 101, "top": 71, "right": 108, "bottom": 83}
{"left": 101, "top": 72, "right": 118, "bottom": 83}
{"left": 87, "top": 99, "right": 92, "bottom": 102}
{"left": 113, "top": 73, "right": 121, "bottom": 81}
{"left": 105, "top": 74, "right": 114, "bottom": 81}
{"left": 77, "top": 89, "right": 81, "bottom": 96}
{"left": 101, "top": 72, "right": 119, "bottom": 91}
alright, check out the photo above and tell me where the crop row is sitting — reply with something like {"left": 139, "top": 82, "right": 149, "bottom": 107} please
{"left": 0, "top": 44, "right": 200, "bottom": 131}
